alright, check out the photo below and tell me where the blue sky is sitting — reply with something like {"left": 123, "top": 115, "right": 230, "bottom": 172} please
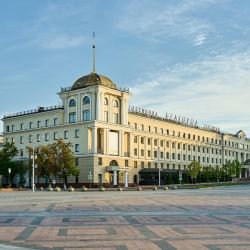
{"left": 1, "top": 0, "right": 250, "bottom": 135}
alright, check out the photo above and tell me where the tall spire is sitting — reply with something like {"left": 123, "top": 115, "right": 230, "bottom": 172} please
{"left": 92, "top": 32, "right": 96, "bottom": 73}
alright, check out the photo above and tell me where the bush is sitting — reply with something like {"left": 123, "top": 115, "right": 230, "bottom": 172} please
{"left": 99, "top": 186, "right": 105, "bottom": 192}
{"left": 137, "top": 186, "right": 142, "bottom": 191}
{"left": 40, "top": 186, "right": 44, "bottom": 191}
{"left": 55, "top": 186, "right": 61, "bottom": 192}
{"left": 81, "top": 186, "right": 88, "bottom": 192}
{"left": 117, "top": 187, "right": 123, "bottom": 191}
{"left": 172, "top": 185, "right": 178, "bottom": 190}
{"left": 163, "top": 186, "right": 168, "bottom": 191}
{"left": 47, "top": 186, "right": 53, "bottom": 192}
{"left": 68, "top": 186, "right": 74, "bottom": 192}
{"left": 152, "top": 186, "right": 157, "bottom": 191}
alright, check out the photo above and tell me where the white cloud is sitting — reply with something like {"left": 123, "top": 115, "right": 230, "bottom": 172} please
{"left": 193, "top": 33, "right": 207, "bottom": 46}
{"left": 117, "top": 0, "right": 220, "bottom": 44}
{"left": 130, "top": 50, "right": 250, "bottom": 136}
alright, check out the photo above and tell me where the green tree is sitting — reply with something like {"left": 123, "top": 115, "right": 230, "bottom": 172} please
{"left": 29, "top": 139, "right": 79, "bottom": 186}
{"left": 188, "top": 160, "right": 201, "bottom": 184}
{"left": 0, "top": 142, "right": 18, "bottom": 182}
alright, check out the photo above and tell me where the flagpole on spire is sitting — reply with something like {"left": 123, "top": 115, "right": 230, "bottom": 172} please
{"left": 92, "top": 32, "right": 96, "bottom": 73}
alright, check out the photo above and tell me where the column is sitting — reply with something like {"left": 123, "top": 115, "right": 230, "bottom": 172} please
{"left": 96, "top": 90, "right": 101, "bottom": 121}
{"left": 92, "top": 127, "right": 97, "bottom": 154}
{"left": 120, "top": 97, "right": 125, "bottom": 125}
{"left": 125, "top": 171, "right": 128, "bottom": 187}
{"left": 77, "top": 93, "right": 81, "bottom": 122}
{"left": 245, "top": 168, "right": 248, "bottom": 178}
{"left": 119, "top": 131, "right": 123, "bottom": 156}
{"left": 129, "top": 133, "right": 133, "bottom": 157}
{"left": 113, "top": 171, "right": 117, "bottom": 186}
{"left": 239, "top": 169, "right": 242, "bottom": 179}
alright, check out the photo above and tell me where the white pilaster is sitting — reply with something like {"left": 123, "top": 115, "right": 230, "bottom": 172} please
{"left": 125, "top": 171, "right": 128, "bottom": 187}
{"left": 92, "top": 127, "right": 97, "bottom": 154}
{"left": 113, "top": 171, "right": 117, "bottom": 186}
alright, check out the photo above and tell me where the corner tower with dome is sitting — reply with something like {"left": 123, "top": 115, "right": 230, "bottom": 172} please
{"left": 2, "top": 47, "right": 250, "bottom": 187}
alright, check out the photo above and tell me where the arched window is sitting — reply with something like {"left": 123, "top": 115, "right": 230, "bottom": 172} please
{"left": 83, "top": 96, "right": 90, "bottom": 105}
{"left": 104, "top": 97, "right": 108, "bottom": 105}
{"left": 109, "top": 160, "right": 119, "bottom": 166}
{"left": 113, "top": 100, "right": 119, "bottom": 107}
{"left": 69, "top": 99, "right": 76, "bottom": 107}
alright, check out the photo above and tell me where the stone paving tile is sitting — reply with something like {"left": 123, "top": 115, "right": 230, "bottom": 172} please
{"left": 0, "top": 186, "right": 250, "bottom": 249}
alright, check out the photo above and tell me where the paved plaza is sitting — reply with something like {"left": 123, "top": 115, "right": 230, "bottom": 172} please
{"left": 0, "top": 185, "right": 250, "bottom": 249}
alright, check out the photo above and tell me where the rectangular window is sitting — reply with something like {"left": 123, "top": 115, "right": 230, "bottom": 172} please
{"left": 141, "top": 137, "right": 144, "bottom": 144}
{"left": 148, "top": 162, "right": 151, "bottom": 168}
{"left": 154, "top": 139, "right": 157, "bottom": 146}
{"left": 20, "top": 136, "right": 23, "bottom": 144}
{"left": 183, "top": 144, "right": 186, "bottom": 150}
{"left": 75, "top": 144, "right": 79, "bottom": 152}
{"left": 134, "top": 148, "right": 137, "bottom": 156}
{"left": 6, "top": 125, "right": 10, "bottom": 132}
{"left": 166, "top": 129, "right": 169, "bottom": 135}
{"left": 148, "top": 150, "right": 151, "bottom": 157}
{"left": 20, "top": 149, "right": 23, "bottom": 157}
{"left": 12, "top": 125, "right": 15, "bottom": 131}
{"left": 98, "top": 157, "right": 102, "bottom": 165}
{"left": 134, "top": 161, "right": 137, "bottom": 168}
{"left": 172, "top": 142, "right": 175, "bottom": 148}
{"left": 166, "top": 141, "right": 170, "bottom": 148}
{"left": 148, "top": 126, "right": 151, "bottom": 132}
{"left": 104, "top": 111, "right": 108, "bottom": 122}
{"left": 154, "top": 151, "right": 157, "bottom": 158}
{"left": 29, "top": 122, "right": 33, "bottom": 129}
{"left": 154, "top": 127, "right": 157, "bottom": 133}
{"left": 154, "top": 162, "right": 158, "bottom": 168}
{"left": 125, "top": 160, "right": 128, "bottom": 167}
{"left": 141, "top": 149, "right": 144, "bottom": 156}
{"left": 178, "top": 143, "right": 181, "bottom": 150}
{"left": 69, "top": 112, "right": 76, "bottom": 123}
{"left": 178, "top": 154, "right": 181, "bottom": 160}
{"left": 160, "top": 140, "right": 164, "bottom": 147}
{"left": 20, "top": 123, "right": 24, "bottom": 130}
{"left": 45, "top": 119, "right": 49, "bottom": 127}
{"left": 147, "top": 138, "right": 151, "bottom": 145}
{"left": 134, "top": 136, "right": 137, "bottom": 143}
{"left": 113, "top": 113, "right": 119, "bottom": 124}
{"left": 166, "top": 152, "right": 170, "bottom": 159}
{"left": 64, "top": 131, "right": 68, "bottom": 139}
{"left": 141, "top": 161, "right": 144, "bottom": 168}
{"left": 54, "top": 132, "right": 58, "bottom": 140}
{"left": 160, "top": 152, "right": 163, "bottom": 158}
{"left": 54, "top": 118, "right": 58, "bottom": 126}
{"left": 75, "top": 129, "right": 79, "bottom": 138}
{"left": 37, "top": 134, "right": 41, "bottom": 142}
{"left": 172, "top": 153, "right": 175, "bottom": 160}
{"left": 45, "top": 133, "right": 49, "bottom": 141}
{"left": 29, "top": 135, "right": 32, "bottom": 143}
{"left": 37, "top": 121, "right": 41, "bottom": 128}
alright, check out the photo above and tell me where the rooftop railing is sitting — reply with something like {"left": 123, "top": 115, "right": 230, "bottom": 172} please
{"left": 60, "top": 85, "right": 130, "bottom": 93}
{"left": 3, "top": 105, "right": 64, "bottom": 119}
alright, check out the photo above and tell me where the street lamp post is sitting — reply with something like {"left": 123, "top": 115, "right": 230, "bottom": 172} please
{"left": 158, "top": 166, "right": 161, "bottom": 187}
{"left": 31, "top": 143, "right": 37, "bottom": 192}
{"left": 8, "top": 168, "right": 11, "bottom": 187}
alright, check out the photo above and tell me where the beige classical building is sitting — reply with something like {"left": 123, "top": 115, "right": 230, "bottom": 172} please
{"left": 2, "top": 67, "right": 250, "bottom": 186}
